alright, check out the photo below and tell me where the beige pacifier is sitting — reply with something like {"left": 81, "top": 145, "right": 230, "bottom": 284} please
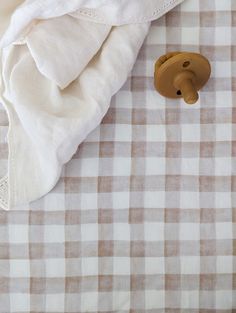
{"left": 154, "top": 52, "right": 211, "bottom": 104}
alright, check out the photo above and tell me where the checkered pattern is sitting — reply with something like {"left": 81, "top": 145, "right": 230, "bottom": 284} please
{"left": 0, "top": 0, "right": 236, "bottom": 311}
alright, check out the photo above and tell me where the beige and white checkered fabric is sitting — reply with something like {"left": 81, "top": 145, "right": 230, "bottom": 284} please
{"left": 0, "top": 0, "right": 235, "bottom": 311}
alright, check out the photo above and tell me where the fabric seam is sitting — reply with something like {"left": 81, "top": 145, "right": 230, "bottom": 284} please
{"left": 75, "top": 0, "right": 181, "bottom": 23}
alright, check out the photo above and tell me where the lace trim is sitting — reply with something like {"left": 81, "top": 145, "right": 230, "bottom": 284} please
{"left": 0, "top": 176, "right": 8, "bottom": 210}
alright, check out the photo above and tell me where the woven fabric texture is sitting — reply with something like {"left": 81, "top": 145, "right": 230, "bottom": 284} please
{"left": 0, "top": 0, "right": 235, "bottom": 311}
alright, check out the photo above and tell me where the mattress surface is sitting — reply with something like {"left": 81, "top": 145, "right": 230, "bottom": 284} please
{"left": 0, "top": 0, "right": 235, "bottom": 311}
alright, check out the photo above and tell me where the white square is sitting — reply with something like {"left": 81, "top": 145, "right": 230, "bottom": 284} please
{"left": 181, "top": 158, "right": 199, "bottom": 175}
{"left": 215, "top": 158, "right": 231, "bottom": 176}
{"left": 46, "top": 259, "right": 65, "bottom": 277}
{"left": 180, "top": 192, "right": 199, "bottom": 209}
{"left": 44, "top": 225, "right": 64, "bottom": 243}
{"left": 113, "top": 158, "right": 131, "bottom": 176}
{"left": 11, "top": 294, "right": 30, "bottom": 311}
{"left": 216, "top": 124, "right": 232, "bottom": 141}
{"left": 10, "top": 260, "right": 30, "bottom": 277}
{"left": 181, "top": 291, "right": 199, "bottom": 308}
{"left": 113, "top": 257, "right": 130, "bottom": 275}
{"left": 145, "top": 257, "right": 164, "bottom": 274}
{"left": 180, "top": 256, "right": 200, "bottom": 274}
{"left": 9, "top": 225, "right": 28, "bottom": 243}
{"left": 217, "top": 256, "right": 233, "bottom": 273}
{"left": 179, "top": 223, "right": 199, "bottom": 241}
{"left": 146, "top": 125, "right": 166, "bottom": 142}
{"left": 146, "top": 157, "right": 165, "bottom": 175}
{"left": 115, "top": 90, "right": 132, "bottom": 109}
{"left": 113, "top": 223, "right": 130, "bottom": 241}
{"left": 46, "top": 295, "right": 64, "bottom": 312}
{"left": 145, "top": 290, "right": 164, "bottom": 309}
{"left": 44, "top": 194, "right": 65, "bottom": 211}
{"left": 216, "top": 291, "right": 232, "bottom": 309}
{"left": 215, "top": 192, "right": 231, "bottom": 209}
{"left": 115, "top": 124, "right": 132, "bottom": 142}
{"left": 81, "top": 193, "right": 97, "bottom": 210}
{"left": 81, "top": 257, "right": 98, "bottom": 276}
{"left": 181, "top": 124, "right": 200, "bottom": 142}
{"left": 147, "top": 26, "right": 166, "bottom": 44}
{"left": 81, "top": 292, "right": 98, "bottom": 311}
{"left": 146, "top": 90, "right": 165, "bottom": 109}
{"left": 214, "top": 61, "right": 231, "bottom": 78}
{"left": 182, "top": 28, "right": 199, "bottom": 45}
{"left": 181, "top": 0, "right": 199, "bottom": 12}
{"left": 215, "top": 91, "right": 232, "bottom": 108}
{"left": 113, "top": 291, "right": 130, "bottom": 310}
{"left": 112, "top": 192, "right": 129, "bottom": 209}
{"left": 216, "top": 222, "right": 232, "bottom": 239}
{"left": 144, "top": 191, "right": 165, "bottom": 208}
{"left": 215, "top": 27, "right": 231, "bottom": 45}
{"left": 215, "top": 0, "right": 231, "bottom": 10}
{"left": 146, "top": 60, "right": 157, "bottom": 77}
{"left": 0, "top": 160, "right": 7, "bottom": 178}
{"left": 80, "top": 158, "right": 99, "bottom": 177}
{"left": 144, "top": 222, "right": 164, "bottom": 241}
{"left": 81, "top": 223, "right": 98, "bottom": 241}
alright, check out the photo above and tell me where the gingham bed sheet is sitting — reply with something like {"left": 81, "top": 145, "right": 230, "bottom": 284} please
{"left": 0, "top": 0, "right": 236, "bottom": 312}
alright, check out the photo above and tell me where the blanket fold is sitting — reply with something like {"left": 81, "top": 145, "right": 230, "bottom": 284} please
{"left": 0, "top": 0, "right": 184, "bottom": 209}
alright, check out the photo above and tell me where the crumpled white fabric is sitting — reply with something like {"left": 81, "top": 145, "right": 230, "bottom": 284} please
{"left": 0, "top": 0, "right": 184, "bottom": 210}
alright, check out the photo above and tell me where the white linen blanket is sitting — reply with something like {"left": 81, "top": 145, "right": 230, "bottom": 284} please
{"left": 0, "top": 0, "right": 184, "bottom": 210}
